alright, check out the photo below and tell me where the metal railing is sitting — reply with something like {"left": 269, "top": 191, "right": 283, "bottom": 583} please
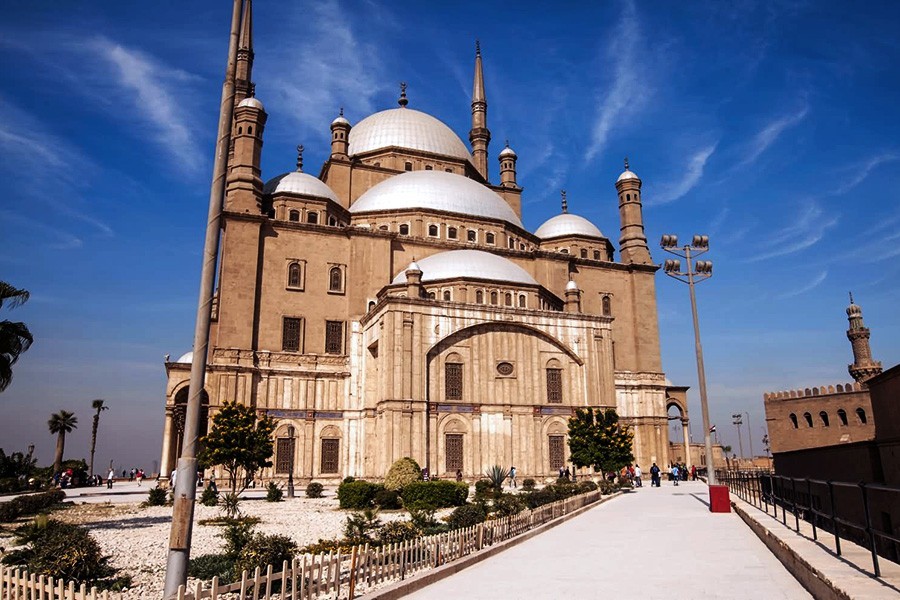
{"left": 717, "top": 470, "right": 900, "bottom": 577}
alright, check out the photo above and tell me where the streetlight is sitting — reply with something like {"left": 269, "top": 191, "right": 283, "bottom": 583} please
{"left": 732, "top": 413, "right": 744, "bottom": 459}
{"left": 286, "top": 425, "right": 296, "bottom": 499}
{"left": 745, "top": 411, "right": 754, "bottom": 460}
{"left": 660, "top": 233, "right": 717, "bottom": 484}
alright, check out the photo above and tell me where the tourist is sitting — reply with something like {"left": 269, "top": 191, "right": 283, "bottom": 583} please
{"left": 509, "top": 465, "right": 517, "bottom": 488}
{"left": 170, "top": 468, "right": 177, "bottom": 488}
{"left": 634, "top": 464, "right": 642, "bottom": 487}
{"left": 691, "top": 465, "right": 697, "bottom": 481}
{"left": 208, "top": 472, "right": 218, "bottom": 493}
{"left": 671, "top": 464, "right": 679, "bottom": 486}
{"left": 455, "top": 469, "right": 462, "bottom": 482}
{"left": 650, "top": 462, "right": 660, "bottom": 487}
{"left": 136, "top": 468, "right": 144, "bottom": 485}
{"left": 107, "top": 468, "right": 115, "bottom": 489}
{"left": 564, "top": 466, "right": 571, "bottom": 481}
{"left": 558, "top": 466, "right": 565, "bottom": 479}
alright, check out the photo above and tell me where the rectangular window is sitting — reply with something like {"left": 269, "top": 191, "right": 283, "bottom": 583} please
{"left": 325, "top": 320, "right": 344, "bottom": 354}
{"left": 445, "top": 434, "right": 463, "bottom": 472}
{"left": 320, "top": 438, "right": 340, "bottom": 473}
{"left": 549, "top": 435, "right": 565, "bottom": 471}
{"left": 547, "top": 368, "right": 563, "bottom": 403}
{"left": 282, "top": 317, "right": 303, "bottom": 352}
{"left": 467, "top": 230, "right": 477, "bottom": 242}
{"left": 275, "top": 437, "right": 295, "bottom": 474}
{"left": 445, "top": 363, "right": 463, "bottom": 400}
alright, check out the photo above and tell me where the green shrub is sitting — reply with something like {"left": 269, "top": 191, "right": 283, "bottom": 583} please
{"left": 300, "top": 538, "right": 353, "bottom": 555}
{"left": 598, "top": 480, "right": 618, "bottom": 495}
{"left": 379, "top": 520, "right": 419, "bottom": 544}
{"left": 220, "top": 492, "right": 241, "bottom": 519}
{"left": 474, "top": 479, "right": 496, "bottom": 501}
{"left": 401, "top": 481, "right": 468, "bottom": 508}
{"left": 222, "top": 518, "right": 257, "bottom": 558}
{"left": 374, "top": 488, "right": 402, "bottom": 510}
{"left": 383, "top": 457, "right": 421, "bottom": 491}
{"left": 233, "top": 533, "right": 297, "bottom": 577}
{"left": 0, "top": 489, "right": 66, "bottom": 523}
{"left": 189, "top": 553, "right": 235, "bottom": 583}
{"left": 407, "top": 504, "right": 438, "bottom": 530}
{"left": 342, "top": 476, "right": 356, "bottom": 484}
{"left": 200, "top": 485, "right": 219, "bottom": 507}
{"left": 306, "top": 482, "right": 324, "bottom": 498}
{"left": 576, "top": 480, "right": 598, "bottom": 493}
{"left": 446, "top": 504, "right": 486, "bottom": 530}
{"left": 344, "top": 508, "right": 382, "bottom": 544}
{"left": 521, "top": 478, "right": 536, "bottom": 491}
{"left": 556, "top": 477, "right": 573, "bottom": 486}
{"left": 265, "top": 481, "right": 283, "bottom": 502}
{"left": 337, "top": 480, "right": 383, "bottom": 509}
{"left": 142, "top": 486, "right": 167, "bottom": 507}
{"left": 493, "top": 493, "right": 526, "bottom": 517}
{"left": 484, "top": 465, "right": 509, "bottom": 489}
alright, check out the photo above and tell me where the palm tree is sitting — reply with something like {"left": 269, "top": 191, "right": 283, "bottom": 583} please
{"left": 48, "top": 410, "right": 78, "bottom": 474}
{"left": 0, "top": 281, "right": 34, "bottom": 393}
{"left": 88, "top": 399, "right": 108, "bottom": 478}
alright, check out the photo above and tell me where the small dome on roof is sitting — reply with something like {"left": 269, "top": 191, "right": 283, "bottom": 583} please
{"left": 391, "top": 250, "right": 537, "bottom": 285}
{"left": 238, "top": 97, "right": 264, "bottom": 110}
{"left": 406, "top": 260, "right": 421, "bottom": 272}
{"left": 617, "top": 169, "right": 639, "bottom": 182}
{"left": 264, "top": 172, "right": 339, "bottom": 202}
{"left": 499, "top": 145, "right": 517, "bottom": 159}
{"left": 176, "top": 351, "right": 193, "bottom": 364}
{"left": 332, "top": 108, "right": 350, "bottom": 127}
{"left": 350, "top": 170, "right": 523, "bottom": 228}
{"left": 566, "top": 280, "right": 579, "bottom": 291}
{"left": 348, "top": 108, "right": 472, "bottom": 161}
{"left": 534, "top": 213, "right": 604, "bottom": 239}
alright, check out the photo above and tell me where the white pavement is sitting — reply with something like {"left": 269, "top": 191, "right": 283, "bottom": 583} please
{"left": 406, "top": 481, "right": 812, "bottom": 600}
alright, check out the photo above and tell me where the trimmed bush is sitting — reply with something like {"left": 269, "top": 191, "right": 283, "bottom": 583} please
{"left": 493, "top": 493, "right": 526, "bottom": 517}
{"left": 233, "top": 533, "right": 297, "bottom": 577}
{"left": 342, "top": 476, "right": 356, "bottom": 484}
{"left": 473, "top": 479, "right": 496, "bottom": 501}
{"left": 265, "top": 481, "right": 283, "bottom": 502}
{"left": 446, "top": 503, "right": 486, "bottom": 530}
{"left": 521, "top": 478, "right": 536, "bottom": 491}
{"left": 374, "top": 488, "right": 402, "bottom": 510}
{"left": 189, "top": 553, "right": 234, "bottom": 583}
{"left": 0, "top": 489, "right": 66, "bottom": 523}
{"left": 401, "top": 481, "right": 468, "bottom": 508}
{"left": 379, "top": 520, "right": 419, "bottom": 544}
{"left": 383, "top": 457, "right": 421, "bottom": 491}
{"left": 143, "top": 486, "right": 167, "bottom": 507}
{"left": 200, "top": 485, "right": 219, "bottom": 507}
{"left": 576, "top": 480, "right": 598, "bottom": 493}
{"left": 305, "top": 482, "right": 324, "bottom": 498}
{"left": 337, "top": 480, "right": 383, "bottom": 509}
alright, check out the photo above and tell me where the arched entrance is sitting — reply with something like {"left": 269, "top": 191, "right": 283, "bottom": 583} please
{"left": 161, "top": 386, "right": 209, "bottom": 481}
{"left": 666, "top": 398, "right": 690, "bottom": 466}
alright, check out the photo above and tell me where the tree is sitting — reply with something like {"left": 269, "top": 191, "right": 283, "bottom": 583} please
{"left": 0, "top": 281, "right": 34, "bottom": 393}
{"left": 567, "top": 407, "right": 634, "bottom": 475}
{"left": 198, "top": 401, "right": 276, "bottom": 494}
{"left": 48, "top": 410, "right": 78, "bottom": 475}
{"left": 88, "top": 399, "right": 108, "bottom": 478}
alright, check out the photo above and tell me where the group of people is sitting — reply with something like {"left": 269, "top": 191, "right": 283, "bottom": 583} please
{"left": 642, "top": 462, "right": 697, "bottom": 487}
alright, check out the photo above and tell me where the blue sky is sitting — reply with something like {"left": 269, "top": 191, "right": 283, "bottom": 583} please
{"left": 1, "top": 1, "right": 898, "bottom": 471}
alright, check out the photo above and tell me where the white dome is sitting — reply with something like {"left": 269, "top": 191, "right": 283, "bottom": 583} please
{"left": 391, "top": 250, "right": 537, "bottom": 285}
{"left": 350, "top": 171, "right": 523, "bottom": 228}
{"left": 332, "top": 114, "right": 350, "bottom": 127}
{"left": 499, "top": 145, "right": 517, "bottom": 159}
{"left": 176, "top": 351, "right": 193, "bottom": 364}
{"left": 566, "top": 280, "right": 579, "bottom": 291}
{"left": 348, "top": 108, "right": 472, "bottom": 161}
{"left": 617, "top": 169, "right": 639, "bottom": 182}
{"left": 534, "top": 213, "right": 604, "bottom": 239}
{"left": 264, "top": 172, "right": 339, "bottom": 202}
{"left": 238, "top": 97, "right": 264, "bottom": 110}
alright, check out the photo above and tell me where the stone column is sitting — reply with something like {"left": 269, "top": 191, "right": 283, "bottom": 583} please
{"left": 682, "top": 419, "right": 691, "bottom": 466}
{"left": 159, "top": 407, "right": 175, "bottom": 482}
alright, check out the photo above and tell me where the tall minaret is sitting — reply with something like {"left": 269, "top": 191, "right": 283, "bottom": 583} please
{"left": 469, "top": 41, "right": 491, "bottom": 181}
{"left": 615, "top": 158, "right": 652, "bottom": 265}
{"left": 234, "top": 0, "right": 254, "bottom": 105}
{"left": 846, "top": 292, "right": 882, "bottom": 383}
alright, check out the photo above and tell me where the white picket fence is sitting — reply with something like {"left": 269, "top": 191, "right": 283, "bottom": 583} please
{"left": 177, "top": 488, "right": 603, "bottom": 599}
{"left": 0, "top": 566, "right": 122, "bottom": 600}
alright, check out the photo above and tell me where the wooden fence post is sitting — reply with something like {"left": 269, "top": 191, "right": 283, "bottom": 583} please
{"left": 348, "top": 545, "right": 358, "bottom": 599}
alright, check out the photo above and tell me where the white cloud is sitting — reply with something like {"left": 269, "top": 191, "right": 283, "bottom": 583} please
{"left": 586, "top": 0, "right": 642, "bottom": 162}
{"left": 737, "top": 105, "right": 809, "bottom": 168}
{"left": 746, "top": 200, "right": 837, "bottom": 262}
{"left": 649, "top": 143, "right": 718, "bottom": 205}
{"left": 776, "top": 270, "right": 828, "bottom": 299}
{"left": 830, "top": 152, "right": 899, "bottom": 195}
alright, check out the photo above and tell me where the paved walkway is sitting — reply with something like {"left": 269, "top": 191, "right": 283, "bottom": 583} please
{"left": 405, "top": 481, "right": 811, "bottom": 600}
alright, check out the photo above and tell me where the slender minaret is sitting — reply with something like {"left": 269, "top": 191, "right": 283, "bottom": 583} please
{"left": 615, "top": 158, "right": 652, "bottom": 265}
{"left": 498, "top": 140, "right": 517, "bottom": 187}
{"left": 234, "top": 0, "right": 254, "bottom": 105}
{"left": 469, "top": 41, "right": 491, "bottom": 181}
{"left": 846, "top": 292, "right": 882, "bottom": 383}
{"left": 225, "top": 94, "right": 266, "bottom": 213}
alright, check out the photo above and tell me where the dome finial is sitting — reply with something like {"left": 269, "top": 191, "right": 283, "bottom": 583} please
{"left": 339, "top": 107, "right": 344, "bottom": 117}
{"left": 296, "top": 144, "right": 304, "bottom": 172}
{"left": 561, "top": 190, "right": 568, "bottom": 214}
{"left": 849, "top": 290, "right": 854, "bottom": 305}
{"left": 505, "top": 139, "right": 510, "bottom": 148}
{"left": 398, "top": 82, "right": 408, "bottom": 107}
{"left": 624, "top": 156, "right": 630, "bottom": 171}
{"left": 475, "top": 39, "right": 481, "bottom": 57}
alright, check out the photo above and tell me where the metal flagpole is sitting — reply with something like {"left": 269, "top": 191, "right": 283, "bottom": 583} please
{"left": 162, "top": 1, "right": 242, "bottom": 596}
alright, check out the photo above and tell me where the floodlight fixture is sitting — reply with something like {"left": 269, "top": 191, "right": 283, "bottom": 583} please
{"left": 692, "top": 235, "right": 709, "bottom": 249}
{"left": 660, "top": 234, "right": 679, "bottom": 248}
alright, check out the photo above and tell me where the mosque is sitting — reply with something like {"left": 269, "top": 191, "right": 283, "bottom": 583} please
{"left": 160, "top": 1, "right": 691, "bottom": 482}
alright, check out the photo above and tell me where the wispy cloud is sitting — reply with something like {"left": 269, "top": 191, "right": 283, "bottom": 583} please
{"left": 89, "top": 37, "right": 205, "bottom": 176}
{"left": 586, "top": 0, "right": 642, "bottom": 162}
{"left": 649, "top": 143, "right": 718, "bottom": 205}
{"left": 0, "top": 210, "right": 83, "bottom": 251}
{"left": 747, "top": 199, "right": 837, "bottom": 262}
{"left": 737, "top": 104, "right": 809, "bottom": 168}
{"left": 777, "top": 270, "right": 828, "bottom": 299}
{"left": 830, "top": 152, "right": 899, "bottom": 195}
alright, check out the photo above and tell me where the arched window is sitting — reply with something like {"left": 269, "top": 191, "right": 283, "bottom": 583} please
{"left": 448, "top": 227, "right": 458, "bottom": 239}
{"left": 490, "top": 291, "right": 498, "bottom": 305}
{"left": 399, "top": 224, "right": 410, "bottom": 235}
{"left": 237, "top": 126, "right": 243, "bottom": 135}
{"left": 789, "top": 413, "right": 798, "bottom": 429}
{"left": 560, "top": 248, "right": 569, "bottom": 254}
{"left": 328, "top": 216, "right": 337, "bottom": 226}
{"left": 443, "top": 290, "right": 451, "bottom": 301}
{"left": 508, "top": 238, "right": 515, "bottom": 249}
{"left": 445, "top": 356, "right": 463, "bottom": 400}
{"left": 328, "top": 266, "right": 343, "bottom": 292}
{"left": 425, "top": 165, "right": 433, "bottom": 170}
{"left": 445, "top": 168, "right": 453, "bottom": 173}
{"left": 819, "top": 411, "right": 830, "bottom": 427}
{"left": 428, "top": 291, "right": 436, "bottom": 300}
{"left": 307, "top": 211, "right": 318, "bottom": 224}
{"left": 593, "top": 250, "right": 601, "bottom": 260}
{"left": 505, "top": 293, "right": 512, "bottom": 306}
{"left": 486, "top": 232, "right": 495, "bottom": 245}
{"left": 626, "top": 194, "right": 631, "bottom": 201}
{"left": 580, "top": 249, "right": 588, "bottom": 258}
{"left": 428, "top": 224, "right": 439, "bottom": 237}
{"left": 837, "top": 409, "right": 848, "bottom": 426}
{"left": 602, "top": 295, "right": 612, "bottom": 317}
{"left": 289, "top": 210, "right": 300, "bottom": 222}
{"left": 546, "top": 359, "right": 563, "bottom": 403}
{"left": 803, "top": 412, "right": 813, "bottom": 427}
{"left": 856, "top": 408, "right": 868, "bottom": 424}
{"left": 367, "top": 300, "right": 375, "bottom": 312}
{"left": 247, "top": 126, "right": 253, "bottom": 135}
{"left": 518, "top": 294, "right": 526, "bottom": 308}
{"left": 476, "top": 290, "right": 484, "bottom": 304}
{"left": 404, "top": 162, "right": 412, "bottom": 171}
{"left": 287, "top": 262, "right": 302, "bottom": 288}
{"left": 467, "top": 230, "right": 477, "bottom": 242}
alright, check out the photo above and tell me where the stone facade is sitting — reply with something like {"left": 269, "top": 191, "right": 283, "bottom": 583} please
{"left": 160, "top": 4, "right": 684, "bottom": 483}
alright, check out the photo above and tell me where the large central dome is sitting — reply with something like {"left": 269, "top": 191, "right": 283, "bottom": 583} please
{"left": 350, "top": 171, "right": 523, "bottom": 228}
{"left": 348, "top": 108, "right": 473, "bottom": 161}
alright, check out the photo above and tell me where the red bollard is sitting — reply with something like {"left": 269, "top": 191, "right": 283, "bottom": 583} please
{"left": 709, "top": 485, "right": 731, "bottom": 513}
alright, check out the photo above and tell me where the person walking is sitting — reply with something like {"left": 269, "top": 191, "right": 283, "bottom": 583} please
{"left": 508, "top": 466, "right": 517, "bottom": 489}
{"left": 106, "top": 468, "right": 114, "bottom": 489}
{"left": 650, "top": 462, "right": 660, "bottom": 487}
{"left": 170, "top": 468, "right": 177, "bottom": 488}
{"left": 634, "top": 464, "right": 642, "bottom": 487}
{"left": 671, "top": 464, "right": 680, "bottom": 486}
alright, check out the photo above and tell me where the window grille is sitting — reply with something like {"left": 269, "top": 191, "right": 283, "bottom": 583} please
{"left": 325, "top": 321, "right": 344, "bottom": 354}
{"left": 445, "top": 362, "right": 463, "bottom": 400}
{"left": 547, "top": 368, "right": 563, "bottom": 403}
{"left": 329, "top": 267, "right": 343, "bottom": 292}
{"left": 288, "top": 263, "right": 302, "bottom": 288}
{"left": 275, "top": 437, "right": 295, "bottom": 474}
{"left": 320, "top": 438, "right": 339, "bottom": 473}
{"left": 549, "top": 435, "right": 565, "bottom": 471}
{"left": 283, "top": 317, "right": 302, "bottom": 352}
{"left": 445, "top": 434, "right": 463, "bottom": 472}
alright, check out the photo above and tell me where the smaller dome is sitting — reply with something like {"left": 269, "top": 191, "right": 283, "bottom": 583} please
{"left": 264, "top": 172, "right": 339, "bottom": 202}
{"left": 238, "top": 97, "right": 264, "bottom": 111}
{"left": 406, "top": 260, "right": 421, "bottom": 272}
{"left": 617, "top": 169, "right": 639, "bottom": 182}
{"left": 392, "top": 250, "right": 537, "bottom": 285}
{"left": 176, "top": 351, "right": 193, "bottom": 364}
{"left": 499, "top": 145, "right": 517, "bottom": 159}
{"left": 332, "top": 111, "right": 350, "bottom": 127}
{"left": 566, "top": 280, "right": 579, "bottom": 291}
{"left": 534, "top": 213, "right": 604, "bottom": 239}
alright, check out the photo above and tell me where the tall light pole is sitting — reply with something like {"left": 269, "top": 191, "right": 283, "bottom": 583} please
{"left": 286, "top": 425, "right": 296, "bottom": 499}
{"left": 745, "top": 411, "right": 754, "bottom": 460}
{"left": 732, "top": 413, "right": 744, "bottom": 459}
{"left": 660, "top": 234, "right": 716, "bottom": 484}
